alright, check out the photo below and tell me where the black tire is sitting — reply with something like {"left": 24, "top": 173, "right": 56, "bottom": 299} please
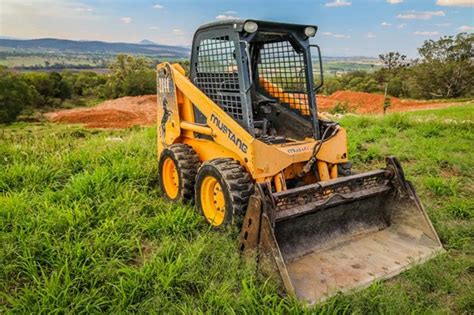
{"left": 195, "top": 158, "right": 254, "bottom": 227}
{"left": 158, "top": 144, "right": 200, "bottom": 202}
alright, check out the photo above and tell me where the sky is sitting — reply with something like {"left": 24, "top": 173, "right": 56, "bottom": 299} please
{"left": 0, "top": 0, "right": 473, "bottom": 57}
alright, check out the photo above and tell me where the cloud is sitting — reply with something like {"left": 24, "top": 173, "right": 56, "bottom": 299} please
{"left": 334, "top": 34, "right": 350, "bottom": 38}
{"left": 367, "top": 32, "right": 376, "bottom": 38}
{"left": 120, "top": 17, "right": 132, "bottom": 24}
{"left": 381, "top": 22, "right": 392, "bottom": 27}
{"left": 413, "top": 31, "right": 440, "bottom": 36}
{"left": 325, "top": 0, "right": 351, "bottom": 7}
{"left": 436, "top": 0, "right": 473, "bottom": 7}
{"left": 458, "top": 25, "right": 474, "bottom": 31}
{"left": 215, "top": 14, "right": 238, "bottom": 20}
{"left": 172, "top": 29, "right": 184, "bottom": 35}
{"left": 1, "top": 0, "right": 99, "bottom": 19}
{"left": 397, "top": 23, "right": 407, "bottom": 28}
{"left": 152, "top": 4, "right": 163, "bottom": 9}
{"left": 149, "top": 26, "right": 158, "bottom": 30}
{"left": 397, "top": 11, "right": 445, "bottom": 20}
{"left": 73, "top": 6, "right": 93, "bottom": 12}
{"left": 224, "top": 10, "right": 237, "bottom": 15}
{"left": 387, "top": 0, "right": 403, "bottom": 4}
{"left": 322, "top": 32, "right": 350, "bottom": 38}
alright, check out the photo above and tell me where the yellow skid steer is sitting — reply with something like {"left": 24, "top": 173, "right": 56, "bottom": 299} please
{"left": 156, "top": 19, "right": 443, "bottom": 303}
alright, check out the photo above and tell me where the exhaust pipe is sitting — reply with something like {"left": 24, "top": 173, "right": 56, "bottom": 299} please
{"left": 240, "top": 157, "right": 443, "bottom": 304}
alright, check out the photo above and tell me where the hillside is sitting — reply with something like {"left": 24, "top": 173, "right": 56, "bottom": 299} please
{"left": 0, "top": 38, "right": 190, "bottom": 58}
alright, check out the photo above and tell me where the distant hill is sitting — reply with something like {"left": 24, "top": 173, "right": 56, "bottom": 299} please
{"left": 0, "top": 35, "right": 24, "bottom": 40}
{"left": 0, "top": 38, "right": 190, "bottom": 58}
{"left": 139, "top": 39, "right": 157, "bottom": 45}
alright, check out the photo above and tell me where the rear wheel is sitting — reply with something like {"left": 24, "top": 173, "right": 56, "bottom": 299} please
{"left": 195, "top": 158, "right": 254, "bottom": 227}
{"left": 158, "top": 144, "right": 200, "bottom": 202}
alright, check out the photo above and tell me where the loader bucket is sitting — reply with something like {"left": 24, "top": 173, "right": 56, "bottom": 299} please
{"left": 240, "top": 157, "right": 443, "bottom": 304}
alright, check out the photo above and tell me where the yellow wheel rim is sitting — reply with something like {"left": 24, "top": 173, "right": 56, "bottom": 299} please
{"left": 162, "top": 157, "right": 179, "bottom": 199}
{"left": 200, "top": 176, "right": 226, "bottom": 226}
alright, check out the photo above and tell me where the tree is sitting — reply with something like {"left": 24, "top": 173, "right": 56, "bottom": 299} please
{"left": 377, "top": 52, "right": 411, "bottom": 96}
{"left": 320, "top": 71, "right": 381, "bottom": 95}
{"left": 0, "top": 67, "right": 35, "bottom": 123}
{"left": 413, "top": 33, "right": 474, "bottom": 99}
{"left": 22, "top": 72, "right": 72, "bottom": 107}
{"left": 104, "top": 54, "right": 155, "bottom": 98}
{"left": 62, "top": 71, "right": 107, "bottom": 97}
{"left": 378, "top": 52, "right": 409, "bottom": 75}
{"left": 49, "top": 72, "right": 72, "bottom": 100}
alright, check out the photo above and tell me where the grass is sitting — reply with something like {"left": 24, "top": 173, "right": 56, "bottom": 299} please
{"left": 60, "top": 97, "right": 104, "bottom": 109}
{"left": 1, "top": 104, "right": 473, "bottom": 313}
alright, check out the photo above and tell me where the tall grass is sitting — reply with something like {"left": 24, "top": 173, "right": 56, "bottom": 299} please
{"left": 1, "top": 104, "right": 473, "bottom": 313}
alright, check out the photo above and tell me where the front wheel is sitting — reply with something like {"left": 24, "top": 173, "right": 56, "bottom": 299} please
{"left": 195, "top": 158, "right": 254, "bottom": 227}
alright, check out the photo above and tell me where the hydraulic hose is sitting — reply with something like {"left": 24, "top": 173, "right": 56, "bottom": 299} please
{"left": 297, "top": 123, "right": 340, "bottom": 178}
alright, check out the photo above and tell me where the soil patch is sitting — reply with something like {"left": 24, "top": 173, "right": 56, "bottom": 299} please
{"left": 316, "top": 91, "right": 452, "bottom": 114}
{"left": 44, "top": 95, "right": 157, "bottom": 128}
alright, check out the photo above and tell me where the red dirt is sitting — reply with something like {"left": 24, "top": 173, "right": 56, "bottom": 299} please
{"left": 316, "top": 91, "right": 448, "bottom": 114}
{"left": 45, "top": 95, "right": 157, "bottom": 128}
{"left": 45, "top": 92, "right": 460, "bottom": 129}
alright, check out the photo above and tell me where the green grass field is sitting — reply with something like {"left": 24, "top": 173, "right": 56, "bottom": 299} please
{"left": 1, "top": 105, "right": 473, "bottom": 313}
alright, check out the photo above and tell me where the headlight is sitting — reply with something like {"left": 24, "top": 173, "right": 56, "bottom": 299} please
{"left": 304, "top": 26, "right": 317, "bottom": 37}
{"left": 243, "top": 21, "right": 258, "bottom": 33}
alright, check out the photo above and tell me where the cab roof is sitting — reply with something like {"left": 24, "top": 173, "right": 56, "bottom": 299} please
{"left": 196, "top": 19, "right": 318, "bottom": 35}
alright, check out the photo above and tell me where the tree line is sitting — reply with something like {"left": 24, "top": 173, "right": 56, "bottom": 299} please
{"left": 321, "top": 33, "right": 473, "bottom": 100}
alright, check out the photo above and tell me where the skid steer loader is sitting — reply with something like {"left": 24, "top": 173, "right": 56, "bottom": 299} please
{"left": 156, "top": 19, "right": 443, "bottom": 303}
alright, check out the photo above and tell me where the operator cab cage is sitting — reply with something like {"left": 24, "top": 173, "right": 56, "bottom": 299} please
{"left": 190, "top": 19, "right": 322, "bottom": 140}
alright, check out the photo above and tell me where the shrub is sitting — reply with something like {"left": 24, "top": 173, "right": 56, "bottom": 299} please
{"left": 383, "top": 97, "right": 391, "bottom": 114}
{"left": 103, "top": 54, "right": 156, "bottom": 99}
{"left": 0, "top": 67, "right": 35, "bottom": 123}
{"left": 63, "top": 71, "right": 107, "bottom": 97}
{"left": 22, "top": 71, "right": 72, "bottom": 107}
{"left": 329, "top": 101, "right": 350, "bottom": 114}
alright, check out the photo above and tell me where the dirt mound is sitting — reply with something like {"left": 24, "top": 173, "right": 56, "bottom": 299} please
{"left": 317, "top": 91, "right": 444, "bottom": 114}
{"left": 45, "top": 95, "right": 157, "bottom": 128}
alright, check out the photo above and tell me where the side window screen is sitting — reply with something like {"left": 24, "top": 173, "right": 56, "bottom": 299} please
{"left": 257, "top": 40, "right": 310, "bottom": 118}
{"left": 195, "top": 36, "right": 243, "bottom": 121}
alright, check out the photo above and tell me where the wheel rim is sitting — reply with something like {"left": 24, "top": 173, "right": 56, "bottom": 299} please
{"left": 162, "top": 157, "right": 179, "bottom": 199}
{"left": 200, "top": 176, "right": 226, "bottom": 226}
